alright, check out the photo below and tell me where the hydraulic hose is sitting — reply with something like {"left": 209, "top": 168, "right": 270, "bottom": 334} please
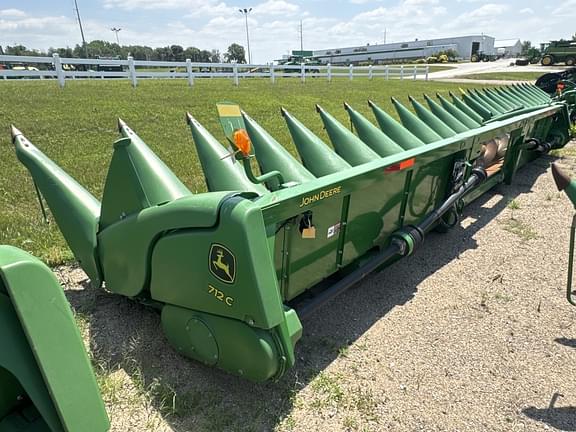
{"left": 294, "top": 166, "right": 487, "bottom": 319}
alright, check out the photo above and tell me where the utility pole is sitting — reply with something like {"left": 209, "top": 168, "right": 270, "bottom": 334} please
{"left": 299, "top": 20, "right": 303, "bottom": 53}
{"left": 383, "top": 28, "right": 387, "bottom": 45}
{"left": 73, "top": 0, "right": 88, "bottom": 58}
{"left": 111, "top": 27, "right": 122, "bottom": 45}
{"left": 238, "top": 8, "right": 252, "bottom": 64}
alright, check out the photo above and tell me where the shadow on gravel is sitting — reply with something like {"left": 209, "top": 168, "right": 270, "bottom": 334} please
{"left": 555, "top": 337, "right": 576, "bottom": 349}
{"left": 523, "top": 392, "right": 576, "bottom": 431}
{"left": 65, "top": 156, "right": 554, "bottom": 431}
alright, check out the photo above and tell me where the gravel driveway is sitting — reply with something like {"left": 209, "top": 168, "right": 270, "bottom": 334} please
{"left": 56, "top": 145, "right": 576, "bottom": 432}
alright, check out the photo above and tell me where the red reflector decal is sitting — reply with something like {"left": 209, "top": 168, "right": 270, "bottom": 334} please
{"left": 385, "top": 158, "right": 415, "bottom": 173}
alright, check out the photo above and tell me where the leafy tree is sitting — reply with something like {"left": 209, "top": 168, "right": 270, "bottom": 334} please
{"left": 210, "top": 49, "right": 221, "bottom": 63}
{"left": 224, "top": 43, "right": 246, "bottom": 63}
{"left": 170, "top": 45, "right": 184, "bottom": 61}
{"left": 184, "top": 46, "right": 201, "bottom": 61}
{"left": 521, "top": 40, "right": 532, "bottom": 56}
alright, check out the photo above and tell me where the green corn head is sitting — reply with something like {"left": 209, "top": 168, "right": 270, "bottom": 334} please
{"left": 0, "top": 246, "right": 109, "bottom": 431}
{"left": 9, "top": 83, "right": 572, "bottom": 382}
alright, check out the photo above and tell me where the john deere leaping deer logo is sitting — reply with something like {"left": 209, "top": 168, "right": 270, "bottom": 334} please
{"left": 209, "top": 244, "right": 236, "bottom": 284}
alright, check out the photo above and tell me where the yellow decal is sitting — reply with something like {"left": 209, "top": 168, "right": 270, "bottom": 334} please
{"left": 299, "top": 186, "right": 342, "bottom": 208}
{"left": 208, "top": 285, "right": 234, "bottom": 307}
{"left": 216, "top": 103, "right": 242, "bottom": 117}
{"left": 209, "top": 244, "right": 236, "bottom": 284}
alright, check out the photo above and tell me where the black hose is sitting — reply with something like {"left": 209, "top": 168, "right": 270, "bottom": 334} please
{"left": 294, "top": 167, "right": 487, "bottom": 319}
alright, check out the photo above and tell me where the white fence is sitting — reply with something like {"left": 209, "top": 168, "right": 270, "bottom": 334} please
{"left": 0, "top": 54, "right": 430, "bottom": 87}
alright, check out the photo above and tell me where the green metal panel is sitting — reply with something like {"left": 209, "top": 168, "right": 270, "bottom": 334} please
{"left": 461, "top": 93, "right": 493, "bottom": 120}
{"left": 242, "top": 111, "right": 315, "bottom": 186}
{"left": 161, "top": 305, "right": 300, "bottom": 382}
{"left": 407, "top": 96, "right": 455, "bottom": 139}
{"left": 149, "top": 196, "right": 284, "bottom": 329}
{"left": 436, "top": 93, "right": 481, "bottom": 128}
{"left": 493, "top": 87, "right": 525, "bottom": 108}
{"left": 509, "top": 85, "right": 542, "bottom": 106}
{"left": 368, "top": 100, "right": 425, "bottom": 150}
{"left": 11, "top": 128, "right": 102, "bottom": 286}
{"left": 469, "top": 90, "right": 505, "bottom": 115}
{"left": 472, "top": 89, "right": 507, "bottom": 113}
{"left": 449, "top": 92, "right": 485, "bottom": 124}
{"left": 186, "top": 112, "right": 268, "bottom": 194}
{"left": 9, "top": 87, "right": 569, "bottom": 383}
{"left": 100, "top": 120, "right": 192, "bottom": 229}
{"left": 392, "top": 97, "right": 445, "bottom": 142}
{"left": 0, "top": 246, "right": 108, "bottom": 432}
{"left": 98, "top": 193, "right": 227, "bottom": 297}
{"left": 423, "top": 94, "right": 469, "bottom": 133}
{"left": 344, "top": 103, "right": 404, "bottom": 156}
{"left": 482, "top": 88, "right": 515, "bottom": 111}
{"left": 281, "top": 108, "right": 351, "bottom": 176}
{"left": 500, "top": 86, "right": 533, "bottom": 106}
{"left": 519, "top": 84, "right": 549, "bottom": 102}
{"left": 316, "top": 105, "right": 380, "bottom": 166}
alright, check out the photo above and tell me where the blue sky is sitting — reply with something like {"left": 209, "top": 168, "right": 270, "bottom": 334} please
{"left": 0, "top": 0, "right": 574, "bottom": 62}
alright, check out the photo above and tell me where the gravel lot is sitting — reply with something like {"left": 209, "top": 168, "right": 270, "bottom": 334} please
{"left": 56, "top": 145, "right": 576, "bottom": 432}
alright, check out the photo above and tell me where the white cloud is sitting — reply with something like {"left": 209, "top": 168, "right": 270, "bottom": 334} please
{"left": 0, "top": 9, "right": 26, "bottom": 17}
{"left": 254, "top": 0, "right": 300, "bottom": 15}
{"left": 102, "top": 0, "right": 223, "bottom": 10}
{"left": 1, "top": 0, "right": 575, "bottom": 63}
{"left": 464, "top": 3, "right": 509, "bottom": 18}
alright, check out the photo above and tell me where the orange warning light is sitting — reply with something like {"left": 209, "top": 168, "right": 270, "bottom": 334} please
{"left": 233, "top": 129, "right": 252, "bottom": 156}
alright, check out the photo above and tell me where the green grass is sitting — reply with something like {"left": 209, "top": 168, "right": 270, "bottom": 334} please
{"left": 503, "top": 219, "right": 538, "bottom": 241}
{"left": 0, "top": 78, "right": 480, "bottom": 264}
{"left": 460, "top": 72, "right": 543, "bottom": 81}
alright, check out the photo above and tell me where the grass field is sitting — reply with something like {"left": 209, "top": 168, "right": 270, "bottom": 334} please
{"left": 460, "top": 71, "right": 544, "bottom": 81}
{"left": 0, "top": 78, "right": 483, "bottom": 264}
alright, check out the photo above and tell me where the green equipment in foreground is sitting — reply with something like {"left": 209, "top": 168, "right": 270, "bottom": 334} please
{"left": 551, "top": 163, "right": 576, "bottom": 306}
{"left": 10, "top": 83, "right": 572, "bottom": 382}
{"left": 0, "top": 246, "right": 109, "bottom": 431}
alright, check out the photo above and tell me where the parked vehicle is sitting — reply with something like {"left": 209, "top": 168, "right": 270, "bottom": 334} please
{"left": 541, "top": 40, "right": 576, "bottom": 66}
{"left": 470, "top": 52, "right": 497, "bottom": 62}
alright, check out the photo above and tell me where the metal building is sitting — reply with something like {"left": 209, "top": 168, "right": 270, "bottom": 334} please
{"left": 312, "top": 35, "right": 496, "bottom": 65}
{"left": 494, "top": 39, "right": 522, "bottom": 57}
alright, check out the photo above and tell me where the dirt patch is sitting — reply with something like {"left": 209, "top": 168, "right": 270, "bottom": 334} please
{"left": 57, "top": 145, "right": 576, "bottom": 432}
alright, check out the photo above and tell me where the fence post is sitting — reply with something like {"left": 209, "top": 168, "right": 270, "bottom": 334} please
{"left": 52, "top": 53, "right": 65, "bottom": 88}
{"left": 327, "top": 63, "right": 332, "bottom": 82}
{"left": 349, "top": 64, "right": 353, "bottom": 81}
{"left": 300, "top": 63, "right": 305, "bottom": 83}
{"left": 368, "top": 64, "right": 373, "bottom": 80}
{"left": 400, "top": 65, "right": 404, "bottom": 80}
{"left": 270, "top": 64, "right": 275, "bottom": 84}
{"left": 413, "top": 65, "right": 417, "bottom": 80}
{"left": 128, "top": 56, "right": 137, "bottom": 87}
{"left": 186, "top": 59, "right": 194, "bottom": 86}
{"left": 385, "top": 64, "right": 389, "bottom": 80}
{"left": 233, "top": 63, "right": 239, "bottom": 86}
{"left": 425, "top": 65, "right": 429, "bottom": 81}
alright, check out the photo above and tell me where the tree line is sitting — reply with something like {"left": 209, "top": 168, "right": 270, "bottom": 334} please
{"left": 0, "top": 40, "right": 247, "bottom": 63}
